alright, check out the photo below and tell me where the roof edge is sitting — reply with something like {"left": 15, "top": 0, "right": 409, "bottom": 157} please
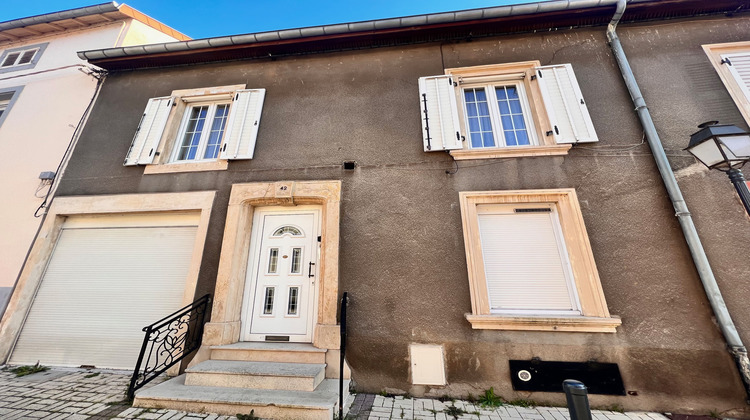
{"left": 78, "top": 0, "right": 619, "bottom": 61}
{"left": 0, "top": 3, "right": 119, "bottom": 32}
{"left": 0, "top": 2, "right": 190, "bottom": 43}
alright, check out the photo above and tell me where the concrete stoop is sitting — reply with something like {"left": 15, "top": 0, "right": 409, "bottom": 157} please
{"left": 133, "top": 343, "right": 349, "bottom": 420}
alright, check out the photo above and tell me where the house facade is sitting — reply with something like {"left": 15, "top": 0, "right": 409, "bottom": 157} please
{"left": 1, "top": 0, "right": 750, "bottom": 417}
{"left": 0, "top": 3, "right": 189, "bottom": 312}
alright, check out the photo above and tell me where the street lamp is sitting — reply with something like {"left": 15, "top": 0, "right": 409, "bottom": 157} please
{"left": 685, "top": 121, "right": 750, "bottom": 216}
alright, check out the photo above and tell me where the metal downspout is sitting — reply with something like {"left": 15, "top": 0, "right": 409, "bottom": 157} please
{"left": 606, "top": 0, "right": 750, "bottom": 402}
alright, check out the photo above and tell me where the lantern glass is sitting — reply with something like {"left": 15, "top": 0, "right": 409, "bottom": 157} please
{"left": 688, "top": 138, "right": 725, "bottom": 169}
{"left": 718, "top": 134, "right": 750, "bottom": 162}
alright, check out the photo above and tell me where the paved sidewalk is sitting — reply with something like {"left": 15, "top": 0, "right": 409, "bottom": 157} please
{"left": 0, "top": 367, "right": 238, "bottom": 420}
{"left": 346, "top": 394, "right": 670, "bottom": 420}
{"left": 0, "top": 366, "right": 671, "bottom": 420}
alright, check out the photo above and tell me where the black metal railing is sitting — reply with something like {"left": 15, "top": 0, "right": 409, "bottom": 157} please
{"left": 127, "top": 294, "right": 211, "bottom": 399}
{"left": 338, "top": 291, "right": 349, "bottom": 420}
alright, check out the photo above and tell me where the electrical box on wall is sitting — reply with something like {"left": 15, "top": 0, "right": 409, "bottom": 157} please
{"left": 509, "top": 359, "right": 625, "bottom": 395}
{"left": 410, "top": 344, "right": 446, "bottom": 386}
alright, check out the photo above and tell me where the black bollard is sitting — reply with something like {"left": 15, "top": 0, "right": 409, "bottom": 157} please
{"left": 563, "top": 379, "right": 592, "bottom": 420}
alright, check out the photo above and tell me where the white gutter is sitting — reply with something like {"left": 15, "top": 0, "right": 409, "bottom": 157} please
{"left": 606, "top": 0, "right": 750, "bottom": 403}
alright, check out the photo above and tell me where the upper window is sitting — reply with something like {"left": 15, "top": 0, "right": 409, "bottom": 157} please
{"left": 418, "top": 61, "right": 598, "bottom": 160}
{"left": 460, "top": 189, "right": 620, "bottom": 333}
{"left": 703, "top": 42, "right": 750, "bottom": 126}
{"left": 172, "top": 102, "right": 230, "bottom": 162}
{"left": 0, "top": 86, "right": 23, "bottom": 128}
{"left": 124, "top": 85, "right": 265, "bottom": 173}
{"left": 0, "top": 43, "right": 47, "bottom": 74}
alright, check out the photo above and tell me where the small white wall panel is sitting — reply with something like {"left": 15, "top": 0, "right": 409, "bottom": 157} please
{"left": 410, "top": 344, "right": 446, "bottom": 385}
{"left": 10, "top": 220, "right": 198, "bottom": 369}
{"left": 477, "top": 208, "right": 578, "bottom": 313}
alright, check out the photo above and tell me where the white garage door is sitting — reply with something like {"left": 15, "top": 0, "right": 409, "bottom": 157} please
{"left": 10, "top": 213, "right": 199, "bottom": 369}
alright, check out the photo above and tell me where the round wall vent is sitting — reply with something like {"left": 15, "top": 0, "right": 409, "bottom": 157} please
{"left": 518, "top": 370, "right": 532, "bottom": 382}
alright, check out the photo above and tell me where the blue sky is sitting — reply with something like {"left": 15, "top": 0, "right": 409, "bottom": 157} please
{"left": 1, "top": 0, "right": 541, "bottom": 39}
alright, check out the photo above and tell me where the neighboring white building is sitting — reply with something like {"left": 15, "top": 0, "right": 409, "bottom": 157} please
{"left": 0, "top": 3, "right": 189, "bottom": 310}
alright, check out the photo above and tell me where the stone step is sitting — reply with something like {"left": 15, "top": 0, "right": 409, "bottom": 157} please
{"left": 185, "top": 360, "right": 326, "bottom": 392}
{"left": 135, "top": 374, "right": 348, "bottom": 420}
{"left": 210, "top": 342, "right": 327, "bottom": 364}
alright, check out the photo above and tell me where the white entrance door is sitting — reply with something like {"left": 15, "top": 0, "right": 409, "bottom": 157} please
{"left": 243, "top": 208, "right": 319, "bottom": 342}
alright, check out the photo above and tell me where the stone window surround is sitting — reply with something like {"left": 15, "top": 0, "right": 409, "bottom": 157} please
{"left": 459, "top": 188, "right": 621, "bottom": 333}
{"left": 0, "top": 85, "right": 24, "bottom": 128}
{"left": 0, "top": 42, "right": 48, "bottom": 74}
{"left": 0, "top": 191, "right": 216, "bottom": 370}
{"left": 446, "top": 61, "right": 573, "bottom": 160}
{"left": 142, "top": 85, "right": 247, "bottom": 175}
{"left": 193, "top": 180, "right": 342, "bottom": 366}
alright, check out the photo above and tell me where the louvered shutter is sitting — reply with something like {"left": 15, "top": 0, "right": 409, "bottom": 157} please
{"left": 124, "top": 96, "right": 173, "bottom": 166}
{"left": 535, "top": 64, "right": 598, "bottom": 144}
{"left": 418, "top": 75, "right": 463, "bottom": 151}
{"left": 476, "top": 204, "right": 580, "bottom": 313}
{"left": 722, "top": 52, "right": 750, "bottom": 102}
{"left": 220, "top": 89, "right": 266, "bottom": 160}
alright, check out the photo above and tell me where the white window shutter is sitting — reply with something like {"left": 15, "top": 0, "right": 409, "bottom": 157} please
{"left": 722, "top": 53, "right": 750, "bottom": 102}
{"left": 535, "top": 64, "right": 598, "bottom": 144}
{"left": 418, "top": 75, "right": 463, "bottom": 152}
{"left": 124, "top": 96, "right": 173, "bottom": 166}
{"left": 221, "top": 89, "right": 266, "bottom": 160}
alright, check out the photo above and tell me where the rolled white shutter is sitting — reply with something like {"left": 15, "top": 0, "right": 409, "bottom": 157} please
{"left": 536, "top": 64, "right": 598, "bottom": 144}
{"left": 722, "top": 53, "right": 750, "bottom": 102}
{"left": 220, "top": 89, "right": 266, "bottom": 160}
{"left": 476, "top": 205, "right": 580, "bottom": 313}
{"left": 418, "top": 75, "right": 463, "bottom": 151}
{"left": 124, "top": 96, "right": 173, "bottom": 166}
{"left": 10, "top": 215, "right": 198, "bottom": 369}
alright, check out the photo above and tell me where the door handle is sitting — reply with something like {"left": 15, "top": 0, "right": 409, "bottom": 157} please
{"left": 308, "top": 262, "right": 315, "bottom": 278}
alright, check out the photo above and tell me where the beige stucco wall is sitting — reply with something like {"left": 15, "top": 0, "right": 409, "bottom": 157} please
{"left": 0, "top": 20, "right": 182, "bottom": 288}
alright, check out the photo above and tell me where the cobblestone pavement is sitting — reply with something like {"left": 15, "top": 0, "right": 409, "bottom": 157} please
{"left": 0, "top": 366, "right": 671, "bottom": 420}
{"left": 346, "top": 394, "right": 671, "bottom": 420}
{"left": 0, "top": 367, "right": 238, "bottom": 420}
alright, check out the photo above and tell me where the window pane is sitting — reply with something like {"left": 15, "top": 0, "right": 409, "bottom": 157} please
{"left": 288, "top": 287, "right": 299, "bottom": 315}
{"left": 290, "top": 248, "right": 302, "bottom": 274}
{"left": 495, "top": 86, "right": 530, "bottom": 147}
{"left": 464, "top": 88, "right": 495, "bottom": 148}
{"left": 177, "top": 106, "right": 208, "bottom": 161}
{"left": 2, "top": 52, "right": 20, "bottom": 67}
{"left": 263, "top": 287, "right": 275, "bottom": 314}
{"left": 18, "top": 50, "right": 36, "bottom": 65}
{"left": 272, "top": 226, "right": 302, "bottom": 236}
{"left": 268, "top": 248, "right": 279, "bottom": 273}
{"left": 203, "top": 104, "right": 230, "bottom": 159}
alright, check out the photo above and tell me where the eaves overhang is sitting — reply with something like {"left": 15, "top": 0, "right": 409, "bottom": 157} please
{"left": 78, "top": 0, "right": 748, "bottom": 72}
{"left": 0, "top": 2, "right": 190, "bottom": 45}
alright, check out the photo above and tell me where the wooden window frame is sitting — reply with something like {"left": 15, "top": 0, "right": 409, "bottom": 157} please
{"left": 170, "top": 101, "right": 231, "bottom": 164}
{"left": 446, "top": 61, "right": 572, "bottom": 160}
{"left": 703, "top": 41, "right": 750, "bottom": 126}
{"left": 459, "top": 188, "right": 621, "bottom": 333}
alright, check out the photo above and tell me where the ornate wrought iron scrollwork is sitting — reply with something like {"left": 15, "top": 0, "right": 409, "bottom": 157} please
{"left": 127, "top": 294, "right": 211, "bottom": 399}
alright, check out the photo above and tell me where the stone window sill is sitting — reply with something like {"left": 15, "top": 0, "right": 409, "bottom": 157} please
{"left": 450, "top": 144, "right": 571, "bottom": 160}
{"left": 143, "top": 160, "right": 229, "bottom": 175}
{"left": 465, "top": 314, "right": 621, "bottom": 333}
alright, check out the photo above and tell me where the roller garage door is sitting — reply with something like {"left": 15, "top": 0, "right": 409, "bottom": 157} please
{"left": 10, "top": 213, "right": 199, "bottom": 369}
